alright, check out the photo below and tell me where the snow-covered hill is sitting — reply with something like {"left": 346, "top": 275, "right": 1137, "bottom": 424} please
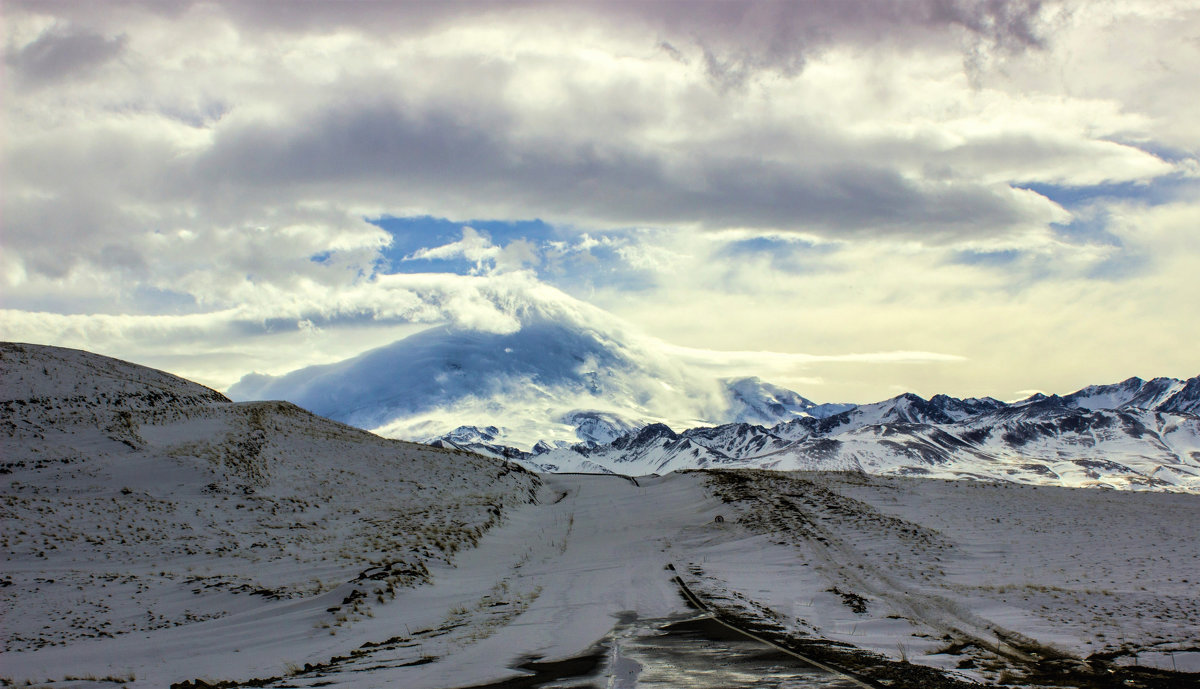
{"left": 0, "top": 342, "right": 537, "bottom": 667}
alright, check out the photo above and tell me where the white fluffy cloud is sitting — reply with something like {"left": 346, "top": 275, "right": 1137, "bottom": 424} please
{"left": 2, "top": 0, "right": 1197, "bottom": 402}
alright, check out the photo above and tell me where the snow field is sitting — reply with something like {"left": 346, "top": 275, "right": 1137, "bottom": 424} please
{"left": 680, "top": 470, "right": 1200, "bottom": 681}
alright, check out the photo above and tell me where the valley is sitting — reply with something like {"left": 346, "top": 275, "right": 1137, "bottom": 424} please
{"left": 8, "top": 3, "right": 1199, "bottom": 688}
{"left": 3, "top": 343, "right": 1199, "bottom": 688}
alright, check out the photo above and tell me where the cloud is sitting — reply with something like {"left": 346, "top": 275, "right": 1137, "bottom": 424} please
{"left": 1, "top": 0, "right": 1197, "bottom": 406}
{"left": 586, "top": 197, "right": 1200, "bottom": 401}
{"left": 140, "top": 97, "right": 1067, "bottom": 241}
{"left": 6, "top": 25, "right": 127, "bottom": 86}
{"left": 403, "top": 227, "right": 543, "bottom": 277}
{"left": 2, "top": 0, "right": 1126, "bottom": 261}
{"left": 0, "top": 263, "right": 968, "bottom": 396}
{"left": 406, "top": 228, "right": 503, "bottom": 269}
{"left": 659, "top": 343, "right": 967, "bottom": 379}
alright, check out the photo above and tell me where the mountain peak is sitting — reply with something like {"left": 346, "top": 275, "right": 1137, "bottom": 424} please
{"left": 227, "top": 316, "right": 833, "bottom": 449}
{"left": 723, "top": 376, "right": 819, "bottom": 425}
{"left": 613, "top": 423, "right": 679, "bottom": 449}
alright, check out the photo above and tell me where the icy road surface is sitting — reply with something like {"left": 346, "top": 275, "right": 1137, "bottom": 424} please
{"left": 5, "top": 471, "right": 1199, "bottom": 688}
{"left": 3, "top": 473, "right": 861, "bottom": 688}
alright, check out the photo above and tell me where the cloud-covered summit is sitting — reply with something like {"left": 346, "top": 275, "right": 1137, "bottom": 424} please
{"left": 225, "top": 279, "right": 957, "bottom": 448}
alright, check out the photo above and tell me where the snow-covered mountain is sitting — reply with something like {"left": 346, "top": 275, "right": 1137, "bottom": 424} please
{"left": 497, "top": 381, "right": 1200, "bottom": 492}
{"left": 222, "top": 296, "right": 1200, "bottom": 492}
{"left": 228, "top": 316, "right": 836, "bottom": 449}
{"left": 1054, "top": 375, "right": 1200, "bottom": 415}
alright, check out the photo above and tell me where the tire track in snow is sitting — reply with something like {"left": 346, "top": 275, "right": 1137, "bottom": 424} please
{"left": 669, "top": 564, "right": 876, "bottom": 689}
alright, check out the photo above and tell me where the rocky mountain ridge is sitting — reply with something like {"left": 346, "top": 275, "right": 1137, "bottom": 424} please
{"left": 432, "top": 375, "right": 1200, "bottom": 492}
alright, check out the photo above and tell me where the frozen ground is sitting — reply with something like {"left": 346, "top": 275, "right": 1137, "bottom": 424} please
{"left": 689, "top": 470, "right": 1200, "bottom": 684}
{"left": 5, "top": 468, "right": 1198, "bottom": 687}
{"left": 4, "top": 343, "right": 1198, "bottom": 688}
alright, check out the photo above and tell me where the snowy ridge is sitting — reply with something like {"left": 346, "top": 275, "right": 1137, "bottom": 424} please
{"left": 510, "top": 382, "right": 1200, "bottom": 492}
{"left": 1058, "top": 375, "right": 1197, "bottom": 413}
{"left": 1, "top": 342, "right": 537, "bottom": 681}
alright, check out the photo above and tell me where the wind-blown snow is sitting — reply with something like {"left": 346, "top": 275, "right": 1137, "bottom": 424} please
{"left": 228, "top": 317, "right": 775, "bottom": 449}
{"left": 226, "top": 285, "right": 960, "bottom": 450}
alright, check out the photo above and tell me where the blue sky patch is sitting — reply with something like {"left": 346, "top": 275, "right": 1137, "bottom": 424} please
{"left": 545, "top": 241, "right": 661, "bottom": 294}
{"left": 1086, "top": 251, "right": 1150, "bottom": 281}
{"left": 131, "top": 285, "right": 200, "bottom": 314}
{"left": 1049, "top": 210, "right": 1124, "bottom": 247}
{"left": 952, "top": 249, "right": 1022, "bottom": 267}
{"left": 1016, "top": 173, "right": 1196, "bottom": 210}
{"left": 362, "top": 214, "right": 660, "bottom": 293}
{"left": 368, "top": 215, "right": 562, "bottom": 274}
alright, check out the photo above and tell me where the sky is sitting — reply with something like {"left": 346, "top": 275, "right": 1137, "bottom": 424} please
{"left": 2, "top": 0, "right": 1199, "bottom": 404}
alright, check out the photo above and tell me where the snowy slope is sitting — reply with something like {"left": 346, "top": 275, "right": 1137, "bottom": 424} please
{"left": 10, "top": 466, "right": 1196, "bottom": 688}
{"left": 689, "top": 471, "right": 1200, "bottom": 683}
{"left": 1131, "top": 376, "right": 1200, "bottom": 414}
{"left": 1, "top": 342, "right": 537, "bottom": 673}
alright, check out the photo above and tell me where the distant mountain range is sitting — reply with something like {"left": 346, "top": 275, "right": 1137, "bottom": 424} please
{"left": 227, "top": 316, "right": 1199, "bottom": 492}
{"left": 427, "top": 375, "right": 1200, "bottom": 492}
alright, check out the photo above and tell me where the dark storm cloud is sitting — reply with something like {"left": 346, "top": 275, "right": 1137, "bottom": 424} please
{"left": 626, "top": 0, "right": 1054, "bottom": 89}
{"left": 0, "top": 0, "right": 1126, "bottom": 289}
{"left": 6, "top": 26, "right": 127, "bottom": 86}
{"left": 189, "top": 100, "right": 1034, "bottom": 240}
{"left": 12, "top": 0, "right": 1056, "bottom": 85}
